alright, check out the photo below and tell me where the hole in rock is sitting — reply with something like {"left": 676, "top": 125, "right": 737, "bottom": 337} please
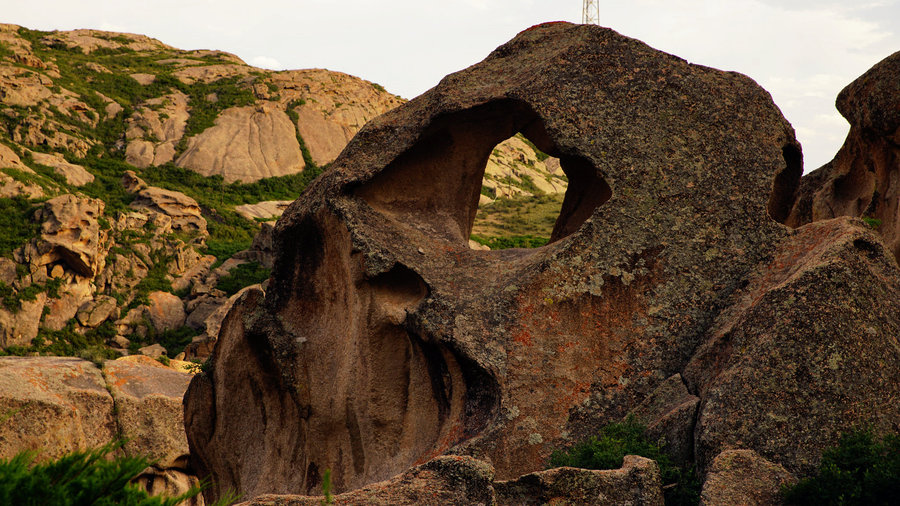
{"left": 768, "top": 143, "right": 803, "bottom": 224}
{"left": 356, "top": 99, "right": 611, "bottom": 250}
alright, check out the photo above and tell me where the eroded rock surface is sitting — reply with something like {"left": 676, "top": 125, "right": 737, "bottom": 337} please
{"left": 787, "top": 51, "right": 900, "bottom": 259}
{"left": 176, "top": 102, "right": 304, "bottom": 182}
{"left": 185, "top": 22, "right": 803, "bottom": 501}
{"left": 20, "top": 194, "right": 108, "bottom": 278}
{"left": 699, "top": 450, "right": 795, "bottom": 506}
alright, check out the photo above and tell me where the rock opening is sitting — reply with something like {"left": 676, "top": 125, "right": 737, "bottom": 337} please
{"left": 357, "top": 99, "right": 611, "bottom": 249}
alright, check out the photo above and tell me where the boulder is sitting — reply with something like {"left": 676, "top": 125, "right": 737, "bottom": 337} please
{"left": 0, "top": 356, "right": 117, "bottom": 460}
{"left": 126, "top": 171, "right": 207, "bottom": 236}
{"left": 234, "top": 200, "right": 292, "bottom": 221}
{"left": 685, "top": 217, "right": 900, "bottom": 475}
{"left": 28, "top": 150, "right": 94, "bottom": 186}
{"left": 495, "top": 455, "right": 663, "bottom": 505}
{"left": 0, "top": 292, "right": 46, "bottom": 348}
{"left": 41, "top": 280, "right": 94, "bottom": 331}
{"left": 76, "top": 295, "right": 118, "bottom": 327}
{"left": 21, "top": 194, "right": 107, "bottom": 278}
{"left": 699, "top": 450, "right": 795, "bottom": 506}
{"left": 124, "top": 91, "right": 189, "bottom": 168}
{"left": 627, "top": 374, "right": 699, "bottom": 465}
{"left": 185, "top": 22, "right": 800, "bottom": 501}
{"left": 787, "top": 51, "right": 900, "bottom": 260}
{"left": 103, "top": 355, "right": 193, "bottom": 466}
{"left": 147, "top": 291, "right": 185, "bottom": 332}
{"left": 176, "top": 101, "right": 304, "bottom": 182}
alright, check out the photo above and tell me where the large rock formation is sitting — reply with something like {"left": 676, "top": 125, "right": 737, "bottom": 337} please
{"left": 176, "top": 102, "right": 305, "bottom": 182}
{"left": 0, "top": 356, "right": 201, "bottom": 503}
{"left": 185, "top": 22, "right": 816, "bottom": 501}
{"left": 787, "top": 51, "right": 900, "bottom": 259}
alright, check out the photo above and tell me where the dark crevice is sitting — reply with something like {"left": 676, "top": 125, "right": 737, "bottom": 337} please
{"left": 768, "top": 144, "right": 803, "bottom": 224}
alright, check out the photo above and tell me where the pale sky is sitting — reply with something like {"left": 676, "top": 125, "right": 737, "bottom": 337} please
{"left": 3, "top": 0, "right": 899, "bottom": 171}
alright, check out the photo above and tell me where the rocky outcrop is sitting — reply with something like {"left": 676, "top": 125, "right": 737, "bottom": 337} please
{"left": 176, "top": 102, "right": 304, "bottom": 182}
{"left": 275, "top": 69, "right": 404, "bottom": 167}
{"left": 699, "top": 450, "right": 795, "bottom": 506}
{"left": 27, "top": 150, "right": 94, "bottom": 186}
{"left": 685, "top": 217, "right": 900, "bottom": 475}
{"left": 147, "top": 291, "right": 186, "bottom": 331}
{"left": 184, "top": 22, "right": 803, "bottom": 501}
{"left": 241, "top": 455, "right": 663, "bottom": 506}
{"left": 0, "top": 292, "right": 46, "bottom": 348}
{"left": 0, "top": 356, "right": 116, "bottom": 459}
{"left": 495, "top": 456, "right": 663, "bottom": 505}
{"left": 0, "top": 356, "right": 199, "bottom": 503}
{"left": 787, "top": 51, "right": 900, "bottom": 259}
{"left": 20, "top": 194, "right": 108, "bottom": 278}
{"left": 125, "top": 91, "right": 190, "bottom": 168}
{"left": 124, "top": 171, "right": 207, "bottom": 236}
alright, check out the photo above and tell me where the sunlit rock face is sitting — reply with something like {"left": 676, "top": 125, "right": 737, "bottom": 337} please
{"left": 188, "top": 21, "right": 900, "bottom": 503}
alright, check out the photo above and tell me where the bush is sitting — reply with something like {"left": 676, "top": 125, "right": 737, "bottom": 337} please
{"left": 0, "top": 196, "right": 40, "bottom": 257}
{"left": 782, "top": 428, "right": 900, "bottom": 505}
{"left": 470, "top": 234, "right": 549, "bottom": 249}
{"left": 0, "top": 441, "right": 201, "bottom": 506}
{"left": 548, "top": 416, "right": 700, "bottom": 506}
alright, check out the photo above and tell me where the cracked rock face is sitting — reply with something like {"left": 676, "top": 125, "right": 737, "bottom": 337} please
{"left": 185, "top": 22, "right": 802, "bottom": 501}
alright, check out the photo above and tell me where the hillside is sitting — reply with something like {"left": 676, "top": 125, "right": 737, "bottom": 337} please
{"left": 0, "top": 24, "right": 562, "bottom": 362}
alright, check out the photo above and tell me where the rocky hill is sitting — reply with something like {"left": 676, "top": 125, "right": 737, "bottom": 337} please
{"left": 0, "top": 24, "right": 561, "bottom": 363}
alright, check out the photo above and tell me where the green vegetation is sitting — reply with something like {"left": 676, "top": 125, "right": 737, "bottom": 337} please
{"left": 215, "top": 261, "right": 270, "bottom": 296}
{"left": 0, "top": 196, "right": 40, "bottom": 257}
{"left": 471, "top": 193, "right": 563, "bottom": 242}
{"left": 321, "top": 469, "right": 333, "bottom": 505}
{"left": 782, "top": 428, "right": 900, "bottom": 505}
{"left": 153, "top": 325, "right": 199, "bottom": 358}
{"left": 470, "top": 235, "right": 549, "bottom": 249}
{"left": 548, "top": 416, "right": 701, "bottom": 506}
{"left": 862, "top": 216, "right": 882, "bottom": 230}
{"left": 0, "top": 441, "right": 201, "bottom": 506}
{"left": 0, "top": 278, "right": 63, "bottom": 313}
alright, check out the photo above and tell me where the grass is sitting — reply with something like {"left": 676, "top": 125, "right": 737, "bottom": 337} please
{"left": 471, "top": 192, "right": 564, "bottom": 241}
{"left": 549, "top": 415, "right": 700, "bottom": 506}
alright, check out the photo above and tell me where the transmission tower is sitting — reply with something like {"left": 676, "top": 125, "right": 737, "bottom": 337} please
{"left": 582, "top": 0, "right": 599, "bottom": 25}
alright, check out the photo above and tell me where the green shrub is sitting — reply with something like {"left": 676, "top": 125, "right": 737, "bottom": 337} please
{"left": 548, "top": 416, "right": 700, "bottom": 506}
{"left": 0, "top": 197, "right": 40, "bottom": 257}
{"left": 0, "top": 441, "right": 200, "bottom": 506}
{"left": 215, "top": 261, "right": 270, "bottom": 296}
{"left": 782, "top": 428, "right": 900, "bottom": 505}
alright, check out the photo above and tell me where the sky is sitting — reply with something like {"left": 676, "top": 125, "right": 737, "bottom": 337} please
{"left": 3, "top": 0, "right": 899, "bottom": 171}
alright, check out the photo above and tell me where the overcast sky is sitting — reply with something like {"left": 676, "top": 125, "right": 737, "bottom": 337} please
{"left": 3, "top": 0, "right": 899, "bottom": 171}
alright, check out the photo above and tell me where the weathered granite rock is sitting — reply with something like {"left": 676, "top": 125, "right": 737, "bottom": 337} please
{"left": 0, "top": 292, "right": 46, "bottom": 348}
{"left": 0, "top": 356, "right": 116, "bottom": 459}
{"left": 147, "top": 290, "right": 186, "bottom": 332}
{"left": 244, "top": 456, "right": 495, "bottom": 505}
{"left": 103, "top": 355, "right": 193, "bottom": 467}
{"left": 176, "top": 101, "right": 304, "bottom": 182}
{"left": 787, "top": 51, "right": 900, "bottom": 259}
{"left": 685, "top": 217, "right": 900, "bottom": 475}
{"left": 28, "top": 150, "right": 94, "bottom": 186}
{"left": 628, "top": 374, "right": 699, "bottom": 465}
{"left": 495, "top": 455, "right": 663, "bottom": 505}
{"left": 125, "top": 91, "right": 189, "bottom": 168}
{"left": 125, "top": 171, "right": 207, "bottom": 235}
{"left": 699, "top": 450, "right": 795, "bottom": 506}
{"left": 76, "top": 294, "right": 118, "bottom": 327}
{"left": 21, "top": 194, "right": 108, "bottom": 277}
{"left": 243, "top": 454, "right": 662, "bottom": 506}
{"left": 185, "top": 22, "right": 801, "bottom": 501}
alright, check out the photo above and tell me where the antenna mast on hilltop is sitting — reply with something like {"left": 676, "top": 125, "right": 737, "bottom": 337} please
{"left": 582, "top": 0, "right": 599, "bottom": 24}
